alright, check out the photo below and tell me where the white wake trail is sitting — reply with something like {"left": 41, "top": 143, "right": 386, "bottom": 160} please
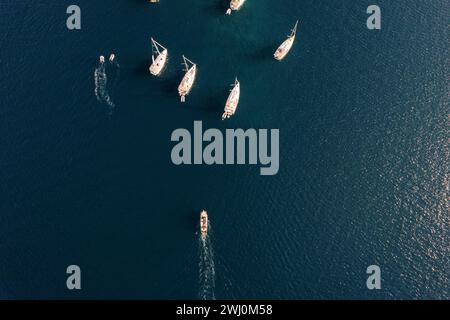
{"left": 199, "top": 221, "right": 216, "bottom": 300}
{"left": 94, "top": 62, "right": 115, "bottom": 109}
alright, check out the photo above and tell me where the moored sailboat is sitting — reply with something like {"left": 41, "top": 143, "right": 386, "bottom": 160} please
{"left": 222, "top": 78, "right": 240, "bottom": 120}
{"left": 178, "top": 55, "right": 197, "bottom": 103}
{"left": 226, "top": 0, "right": 246, "bottom": 15}
{"left": 274, "top": 20, "right": 299, "bottom": 61}
{"left": 149, "top": 37, "right": 168, "bottom": 76}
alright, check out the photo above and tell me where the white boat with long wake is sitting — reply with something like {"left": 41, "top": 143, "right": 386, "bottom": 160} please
{"left": 274, "top": 20, "right": 299, "bottom": 61}
{"left": 222, "top": 78, "right": 240, "bottom": 120}
{"left": 178, "top": 55, "right": 197, "bottom": 103}
{"left": 226, "top": 0, "right": 246, "bottom": 15}
{"left": 149, "top": 37, "right": 168, "bottom": 76}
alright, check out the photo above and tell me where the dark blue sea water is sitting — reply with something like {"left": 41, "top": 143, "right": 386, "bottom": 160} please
{"left": 0, "top": 0, "right": 449, "bottom": 299}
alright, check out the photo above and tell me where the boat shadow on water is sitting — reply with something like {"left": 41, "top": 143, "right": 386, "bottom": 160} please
{"left": 182, "top": 210, "right": 200, "bottom": 232}
{"left": 242, "top": 43, "right": 279, "bottom": 62}
{"left": 159, "top": 73, "right": 181, "bottom": 95}
{"left": 134, "top": 59, "right": 152, "bottom": 77}
{"left": 196, "top": 89, "right": 229, "bottom": 114}
{"left": 200, "top": 0, "right": 229, "bottom": 16}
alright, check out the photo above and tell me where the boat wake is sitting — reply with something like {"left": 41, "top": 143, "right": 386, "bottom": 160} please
{"left": 94, "top": 60, "right": 116, "bottom": 112}
{"left": 198, "top": 224, "right": 215, "bottom": 300}
{"left": 109, "top": 59, "right": 121, "bottom": 87}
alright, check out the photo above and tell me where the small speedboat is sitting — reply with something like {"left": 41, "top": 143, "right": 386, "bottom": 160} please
{"left": 200, "top": 210, "right": 208, "bottom": 240}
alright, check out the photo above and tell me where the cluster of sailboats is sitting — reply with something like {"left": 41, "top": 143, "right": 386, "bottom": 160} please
{"left": 145, "top": 1, "right": 298, "bottom": 238}
{"left": 146, "top": 18, "right": 298, "bottom": 120}
{"left": 148, "top": 37, "right": 242, "bottom": 120}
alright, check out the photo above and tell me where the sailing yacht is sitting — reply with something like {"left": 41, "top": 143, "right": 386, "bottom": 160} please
{"left": 222, "top": 78, "right": 240, "bottom": 120}
{"left": 178, "top": 55, "right": 197, "bottom": 102}
{"left": 149, "top": 37, "right": 168, "bottom": 76}
{"left": 274, "top": 20, "right": 299, "bottom": 61}
{"left": 226, "top": 0, "right": 246, "bottom": 15}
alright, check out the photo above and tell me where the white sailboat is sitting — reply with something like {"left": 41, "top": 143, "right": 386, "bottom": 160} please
{"left": 226, "top": 0, "right": 246, "bottom": 15}
{"left": 222, "top": 78, "right": 240, "bottom": 120}
{"left": 274, "top": 20, "right": 299, "bottom": 61}
{"left": 149, "top": 37, "right": 168, "bottom": 76}
{"left": 178, "top": 55, "right": 197, "bottom": 103}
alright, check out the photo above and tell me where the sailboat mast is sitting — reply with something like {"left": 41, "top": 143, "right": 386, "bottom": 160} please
{"left": 151, "top": 38, "right": 161, "bottom": 55}
{"left": 291, "top": 20, "right": 299, "bottom": 37}
{"left": 184, "top": 56, "right": 195, "bottom": 66}
{"left": 151, "top": 38, "right": 167, "bottom": 56}
{"left": 182, "top": 55, "right": 196, "bottom": 72}
{"left": 182, "top": 55, "right": 189, "bottom": 71}
{"left": 154, "top": 39, "right": 166, "bottom": 50}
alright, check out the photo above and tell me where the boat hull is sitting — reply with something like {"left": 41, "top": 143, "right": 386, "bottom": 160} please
{"left": 178, "top": 65, "right": 197, "bottom": 101}
{"left": 222, "top": 80, "right": 240, "bottom": 120}
{"left": 227, "top": 0, "right": 245, "bottom": 14}
{"left": 274, "top": 37, "right": 295, "bottom": 61}
{"left": 230, "top": 0, "right": 245, "bottom": 10}
{"left": 149, "top": 49, "right": 168, "bottom": 76}
{"left": 200, "top": 210, "right": 208, "bottom": 240}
